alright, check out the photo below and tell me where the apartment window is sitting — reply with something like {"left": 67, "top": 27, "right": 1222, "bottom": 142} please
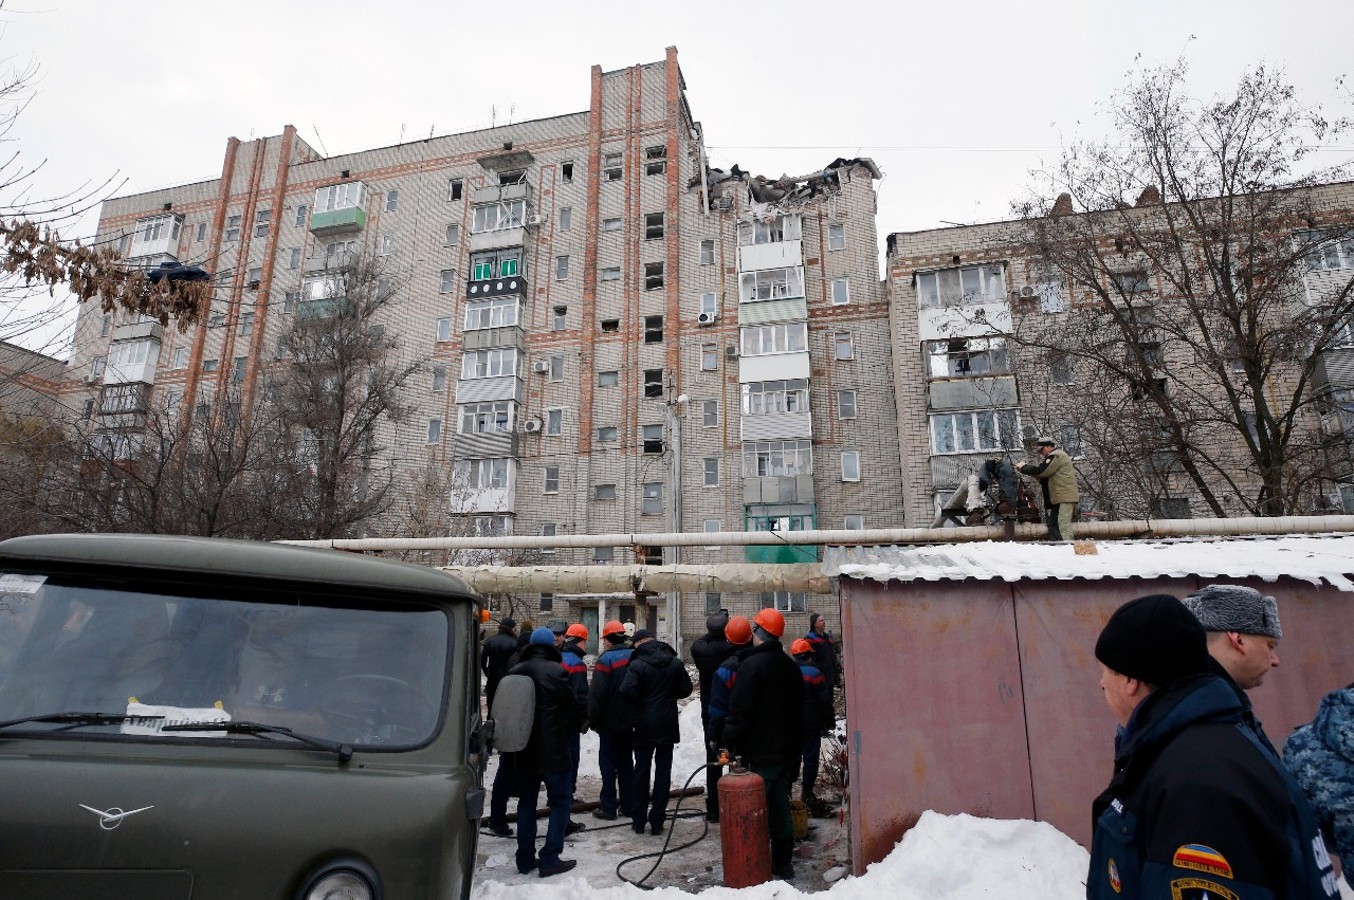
{"left": 596, "top": 484, "right": 617, "bottom": 501}
{"left": 700, "top": 292, "right": 717, "bottom": 319}
{"left": 1050, "top": 353, "right": 1075, "bottom": 385}
{"left": 643, "top": 369, "right": 664, "bottom": 398}
{"left": 638, "top": 423, "right": 663, "bottom": 454}
{"left": 445, "top": 223, "right": 461, "bottom": 246}
{"left": 701, "top": 343, "right": 718, "bottom": 371}
{"left": 98, "top": 314, "right": 110, "bottom": 337}
{"left": 834, "top": 332, "right": 854, "bottom": 360}
{"left": 246, "top": 267, "right": 262, "bottom": 286}
{"left": 118, "top": 233, "right": 132, "bottom": 256}
{"left": 284, "top": 291, "right": 300, "bottom": 313}
{"left": 540, "top": 524, "right": 557, "bottom": 554}
{"left": 644, "top": 262, "right": 664, "bottom": 291}
{"left": 432, "top": 365, "right": 448, "bottom": 392}
{"left": 644, "top": 213, "right": 664, "bottom": 240}
{"left": 831, "top": 278, "right": 850, "bottom": 305}
{"left": 827, "top": 223, "right": 845, "bottom": 250}
{"left": 704, "top": 590, "right": 722, "bottom": 611}
{"left": 225, "top": 215, "right": 241, "bottom": 241}
{"left": 1111, "top": 270, "right": 1151, "bottom": 295}
{"left": 544, "top": 466, "right": 560, "bottom": 494}
{"left": 379, "top": 233, "right": 394, "bottom": 256}
{"left": 593, "top": 545, "right": 614, "bottom": 564}
{"left": 461, "top": 348, "right": 518, "bottom": 379}
{"left": 1057, "top": 423, "right": 1085, "bottom": 458}
{"left": 545, "top": 409, "right": 563, "bottom": 436}
{"left": 930, "top": 409, "right": 1022, "bottom": 454}
{"left": 288, "top": 247, "right": 301, "bottom": 269}
{"left": 469, "top": 200, "right": 527, "bottom": 234}
{"left": 459, "top": 401, "right": 511, "bottom": 434}
{"left": 603, "top": 152, "right": 623, "bottom": 181}
{"left": 700, "top": 240, "right": 715, "bottom": 266}
{"left": 549, "top": 355, "right": 564, "bottom": 381}
{"left": 436, "top": 318, "right": 453, "bottom": 342}
{"left": 737, "top": 215, "right": 802, "bottom": 246}
{"left": 1303, "top": 229, "right": 1354, "bottom": 271}
{"left": 254, "top": 209, "right": 270, "bottom": 238}
{"left": 294, "top": 206, "right": 308, "bottom": 227}
{"left": 772, "top": 591, "right": 808, "bottom": 614}
{"left": 601, "top": 267, "right": 621, "bottom": 281}
{"left": 555, "top": 255, "right": 569, "bottom": 281}
{"left": 539, "top": 592, "right": 554, "bottom": 612}
{"left": 440, "top": 269, "right": 457, "bottom": 293}
{"left": 598, "top": 426, "right": 618, "bottom": 442}
{"left": 325, "top": 240, "right": 356, "bottom": 267}
{"left": 172, "top": 347, "right": 189, "bottom": 369}
{"left": 739, "top": 266, "right": 805, "bottom": 302}
{"left": 841, "top": 450, "right": 861, "bottom": 481}
{"left": 641, "top": 482, "right": 663, "bottom": 515}
{"left": 552, "top": 305, "right": 567, "bottom": 331}
{"left": 88, "top": 356, "right": 106, "bottom": 379}
{"left": 742, "top": 379, "right": 809, "bottom": 415}
{"left": 602, "top": 217, "right": 622, "bottom": 233}
{"left": 448, "top": 179, "right": 463, "bottom": 201}
{"left": 426, "top": 418, "right": 442, "bottom": 444}
{"left": 1128, "top": 340, "right": 1164, "bottom": 368}
{"left": 644, "top": 315, "right": 664, "bottom": 343}
{"left": 601, "top": 318, "right": 620, "bottom": 332}
{"left": 703, "top": 457, "right": 719, "bottom": 487}
{"left": 844, "top": 514, "right": 865, "bottom": 530}
{"left": 1151, "top": 497, "right": 1192, "bottom": 519}
{"left": 239, "top": 313, "right": 254, "bottom": 336}
{"left": 742, "top": 439, "right": 812, "bottom": 477}
{"left": 196, "top": 222, "right": 207, "bottom": 242}
{"left": 559, "top": 207, "right": 572, "bottom": 231}
{"left": 1131, "top": 376, "right": 1169, "bottom": 401}
{"left": 703, "top": 399, "right": 719, "bottom": 427}
{"left": 929, "top": 337, "right": 1010, "bottom": 377}
{"left": 209, "top": 311, "right": 227, "bottom": 328}
{"left": 599, "top": 370, "right": 619, "bottom": 387}
{"left": 464, "top": 296, "right": 520, "bottom": 330}
{"left": 561, "top": 161, "right": 574, "bottom": 183}
{"left": 385, "top": 189, "right": 399, "bottom": 212}
{"left": 915, "top": 264, "right": 1006, "bottom": 307}
{"left": 740, "top": 322, "right": 807, "bottom": 356}
{"left": 645, "top": 145, "right": 667, "bottom": 176}
{"left": 315, "top": 183, "right": 363, "bottom": 213}
{"left": 463, "top": 458, "right": 509, "bottom": 490}
{"left": 1035, "top": 281, "right": 1067, "bottom": 313}
{"left": 202, "top": 358, "right": 218, "bottom": 373}
{"left": 469, "top": 248, "right": 520, "bottom": 280}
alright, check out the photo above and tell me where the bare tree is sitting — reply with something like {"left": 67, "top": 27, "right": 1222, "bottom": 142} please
{"left": 1012, "top": 59, "right": 1354, "bottom": 516}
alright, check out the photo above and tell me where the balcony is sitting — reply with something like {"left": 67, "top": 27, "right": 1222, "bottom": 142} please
{"left": 466, "top": 272, "right": 528, "bottom": 300}
{"left": 743, "top": 503, "right": 818, "bottom": 564}
{"left": 471, "top": 182, "right": 532, "bottom": 205}
{"left": 128, "top": 214, "right": 182, "bottom": 261}
{"left": 98, "top": 382, "right": 150, "bottom": 416}
{"left": 310, "top": 205, "right": 366, "bottom": 237}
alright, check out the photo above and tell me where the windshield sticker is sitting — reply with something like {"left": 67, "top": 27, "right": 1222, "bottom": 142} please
{"left": 122, "top": 701, "right": 231, "bottom": 737}
{"left": 0, "top": 573, "right": 45, "bottom": 595}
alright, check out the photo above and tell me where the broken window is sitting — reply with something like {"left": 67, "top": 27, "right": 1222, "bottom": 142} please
{"left": 643, "top": 424, "right": 664, "bottom": 454}
{"left": 603, "top": 152, "right": 623, "bottom": 182}
{"left": 644, "top": 369, "right": 664, "bottom": 398}
{"left": 645, "top": 262, "right": 664, "bottom": 290}
{"left": 737, "top": 214, "right": 802, "bottom": 246}
{"left": 739, "top": 266, "right": 805, "bottom": 302}
{"left": 928, "top": 337, "right": 1010, "bottom": 378}
{"left": 561, "top": 161, "right": 574, "bottom": 183}
{"left": 1111, "top": 270, "right": 1151, "bottom": 295}
{"left": 915, "top": 264, "right": 1006, "bottom": 307}
{"left": 645, "top": 146, "right": 667, "bottom": 176}
{"left": 644, "top": 315, "right": 664, "bottom": 343}
{"left": 600, "top": 318, "right": 620, "bottom": 333}
{"left": 448, "top": 179, "right": 463, "bottom": 201}
{"left": 498, "top": 169, "right": 526, "bottom": 185}
{"left": 644, "top": 212, "right": 664, "bottom": 240}
{"left": 1130, "top": 377, "right": 1169, "bottom": 401}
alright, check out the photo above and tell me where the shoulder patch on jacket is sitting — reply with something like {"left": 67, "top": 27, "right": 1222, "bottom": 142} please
{"left": 1168, "top": 877, "right": 1238, "bottom": 900}
{"left": 1171, "top": 844, "right": 1233, "bottom": 879}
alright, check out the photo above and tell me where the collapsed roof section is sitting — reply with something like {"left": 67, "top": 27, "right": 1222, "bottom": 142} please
{"left": 690, "top": 157, "right": 882, "bottom": 212}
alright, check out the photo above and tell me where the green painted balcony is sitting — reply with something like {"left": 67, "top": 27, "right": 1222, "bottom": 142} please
{"left": 309, "top": 205, "right": 366, "bottom": 237}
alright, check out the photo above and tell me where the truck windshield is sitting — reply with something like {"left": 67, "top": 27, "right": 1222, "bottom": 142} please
{"left": 0, "top": 573, "right": 449, "bottom": 749}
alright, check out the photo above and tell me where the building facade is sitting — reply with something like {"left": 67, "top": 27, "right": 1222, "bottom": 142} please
{"left": 66, "top": 49, "right": 903, "bottom": 644}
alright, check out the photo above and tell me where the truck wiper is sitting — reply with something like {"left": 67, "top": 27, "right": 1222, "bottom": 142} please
{"left": 0, "top": 711, "right": 162, "bottom": 731}
{"left": 161, "top": 720, "right": 353, "bottom": 762}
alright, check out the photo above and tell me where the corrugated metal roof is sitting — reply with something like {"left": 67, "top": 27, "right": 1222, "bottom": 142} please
{"left": 822, "top": 534, "right": 1354, "bottom": 591}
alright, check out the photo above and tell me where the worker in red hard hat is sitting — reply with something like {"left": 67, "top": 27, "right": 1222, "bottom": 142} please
{"left": 724, "top": 608, "right": 804, "bottom": 880}
{"left": 558, "top": 622, "right": 590, "bottom": 837}
{"left": 587, "top": 620, "right": 636, "bottom": 822}
{"left": 790, "top": 639, "right": 835, "bottom": 818}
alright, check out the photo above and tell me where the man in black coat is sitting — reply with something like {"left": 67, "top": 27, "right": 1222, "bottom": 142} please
{"left": 725, "top": 608, "right": 804, "bottom": 881}
{"left": 619, "top": 629, "right": 693, "bottom": 835}
{"left": 804, "top": 612, "right": 841, "bottom": 693}
{"left": 689, "top": 610, "right": 731, "bottom": 822}
{"left": 481, "top": 617, "right": 518, "bottom": 713}
{"left": 509, "top": 627, "right": 585, "bottom": 878}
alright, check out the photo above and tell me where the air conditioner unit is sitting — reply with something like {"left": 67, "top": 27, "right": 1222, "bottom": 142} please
{"left": 81, "top": 374, "right": 97, "bottom": 384}
{"left": 1019, "top": 285, "right": 1037, "bottom": 298}
{"left": 725, "top": 343, "right": 739, "bottom": 359}
{"left": 526, "top": 214, "right": 544, "bottom": 226}
{"left": 522, "top": 418, "right": 542, "bottom": 433}
{"left": 532, "top": 360, "right": 551, "bottom": 374}
{"left": 697, "top": 311, "right": 718, "bottom": 325}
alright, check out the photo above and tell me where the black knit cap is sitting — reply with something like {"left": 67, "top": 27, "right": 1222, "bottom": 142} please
{"left": 705, "top": 611, "right": 729, "bottom": 635}
{"left": 1094, "top": 594, "right": 1213, "bottom": 686}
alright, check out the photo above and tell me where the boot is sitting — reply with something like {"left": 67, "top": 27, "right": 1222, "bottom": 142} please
{"left": 801, "top": 786, "right": 834, "bottom": 819}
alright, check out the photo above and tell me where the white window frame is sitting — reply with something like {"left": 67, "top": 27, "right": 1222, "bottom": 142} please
{"left": 314, "top": 182, "right": 363, "bottom": 213}
{"left": 172, "top": 347, "right": 189, "bottom": 369}
{"left": 465, "top": 457, "right": 509, "bottom": 490}
{"left": 294, "top": 206, "right": 308, "bottom": 227}
{"left": 602, "top": 217, "right": 622, "bottom": 233}
{"left": 385, "top": 189, "right": 399, "bottom": 212}
{"left": 701, "top": 343, "right": 718, "bottom": 371}
{"left": 426, "top": 418, "right": 442, "bottom": 444}
{"left": 464, "top": 296, "right": 520, "bottom": 331}
{"left": 445, "top": 223, "right": 461, "bottom": 246}
{"left": 928, "top": 337, "right": 1010, "bottom": 378}
{"left": 436, "top": 318, "right": 453, "bottom": 342}
{"left": 703, "top": 457, "right": 720, "bottom": 487}
{"left": 459, "top": 401, "right": 512, "bottom": 434}
{"left": 699, "top": 292, "right": 718, "bottom": 318}
{"left": 834, "top": 332, "right": 854, "bottom": 360}
{"left": 470, "top": 200, "right": 525, "bottom": 234}
{"left": 703, "top": 518, "right": 722, "bottom": 549}
{"left": 915, "top": 263, "right": 1006, "bottom": 307}
{"left": 841, "top": 450, "right": 861, "bottom": 482}
{"left": 742, "top": 439, "right": 813, "bottom": 477}
{"left": 545, "top": 408, "right": 563, "bottom": 435}
{"left": 549, "top": 355, "right": 564, "bottom": 382}
{"left": 739, "top": 266, "right": 806, "bottom": 303}
{"left": 831, "top": 277, "right": 850, "bottom": 305}
{"left": 700, "top": 239, "right": 715, "bottom": 265}
{"left": 641, "top": 482, "right": 663, "bottom": 516}
{"left": 603, "top": 152, "right": 623, "bottom": 181}
{"left": 703, "top": 399, "right": 719, "bottom": 427}
{"left": 378, "top": 233, "right": 394, "bottom": 256}
{"left": 559, "top": 207, "right": 572, "bottom": 231}
{"left": 742, "top": 379, "right": 809, "bottom": 416}
{"left": 544, "top": 466, "right": 560, "bottom": 494}
{"left": 461, "top": 348, "right": 518, "bottom": 379}
{"left": 440, "top": 269, "right": 458, "bottom": 293}
{"left": 600, "top": 266, "right": 621, "bottom": 281}
{"left": 740, "top": 322, "right": 808, "bottom": 357}
{"left": 254, "top": 209, "right": 270, "bottom": 238}
{"left": 772, "top": 591, "right": 808, "bottom": 613}
{"left": 837, "top": 389, "right": 857, "bottom": 419}
{"left": 737, "top": 215, "right": 803, "bottom": 246}
{"left": 827, "top": 223, "right": 846, "bottom": 251}
{"left": 929, "top": 409, "right": 1023, "bottom": 455}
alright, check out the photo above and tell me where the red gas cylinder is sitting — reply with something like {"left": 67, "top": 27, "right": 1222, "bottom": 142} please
{"left": 717, "top": 766, "right": 771, "bottom": 888}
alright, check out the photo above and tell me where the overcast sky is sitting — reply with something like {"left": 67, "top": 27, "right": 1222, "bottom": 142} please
{"left": 3, "top": 0, "right": 1353, "bottom": 352}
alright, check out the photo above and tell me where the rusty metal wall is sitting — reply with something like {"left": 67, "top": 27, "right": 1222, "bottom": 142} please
{"left": 841, "top": 574, "right": 1354, "bottom": 875}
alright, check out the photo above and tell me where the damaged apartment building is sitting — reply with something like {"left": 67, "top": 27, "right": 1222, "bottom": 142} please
{"left": 65, "top": 48, "right": 903, "bottom": 646}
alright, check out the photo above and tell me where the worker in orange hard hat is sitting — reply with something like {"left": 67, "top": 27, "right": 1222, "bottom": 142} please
{"left": 725, "top": 608, "right": 804, "bottom": 880}
{"left": 790, "top": 638, "right": 835, "bottom": 818}
{"left": 706, "top": 615, "right": 753, "bottom": 750}
{"left": 587, "top": 620, "right": 636, "bottom": 821}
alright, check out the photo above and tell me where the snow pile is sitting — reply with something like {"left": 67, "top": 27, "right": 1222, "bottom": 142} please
{"left": 471, "top": 810, "right": 1090, "bottom": 899}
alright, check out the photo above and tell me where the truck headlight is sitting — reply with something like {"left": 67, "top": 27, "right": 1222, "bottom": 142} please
{"left": 302, "top": 868, "right": 375, "bottom": 900}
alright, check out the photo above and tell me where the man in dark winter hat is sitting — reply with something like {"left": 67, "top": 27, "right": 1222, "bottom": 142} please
{"left": 804, "top": 612, "right": 841, "bottom": 692}
{"left": 481, "top": 617, "right": 518, "bottom": 713}
{"left": 619, "top": 629, "right": 692, "bottom": 836}
{"left": 689, "top": 610, "right": 731, "bottom": 822}
{"left": 1086, "top": 595, "right": 1335, "bottom": 899}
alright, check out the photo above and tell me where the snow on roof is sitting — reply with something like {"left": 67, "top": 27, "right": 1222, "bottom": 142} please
{"left": 822, "top": 534, "right": 1354, "bottom": 591}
